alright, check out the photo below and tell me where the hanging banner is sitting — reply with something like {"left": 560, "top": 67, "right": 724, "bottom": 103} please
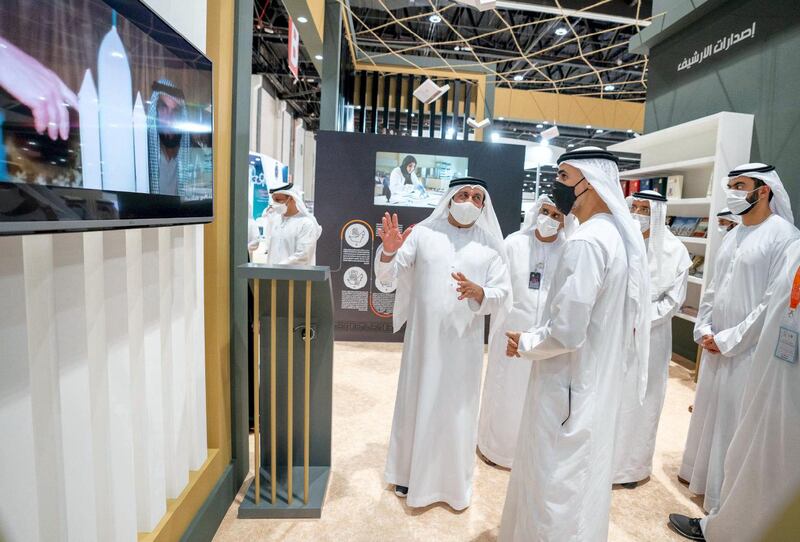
{"left": 288, "top": 18, "right": 300, "bottom": 80}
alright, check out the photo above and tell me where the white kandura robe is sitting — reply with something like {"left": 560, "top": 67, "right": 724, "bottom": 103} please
{"left": 680, "top": 214, "right": 799, "bottom": 512}
{"left": 264, "top": 213, "right": 320, "bottom": 265}
{"left": 613, "top": 240, "right": 689, "bottom": 484}
{"left": 478, "top": 231, "right": 565, "bottom": 468}
{"left": 500, "top": 214, "right": 629, "bottom": 542}
{"left": 702, "top": 241, "right": 800, "bottom": 541}
{"left": 376, "top": 221, "right": 510, "bottom": 510}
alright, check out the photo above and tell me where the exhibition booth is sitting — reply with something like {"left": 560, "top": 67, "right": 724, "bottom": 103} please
{"left": 2, "top": 0, "right": 800, "bottom": 541}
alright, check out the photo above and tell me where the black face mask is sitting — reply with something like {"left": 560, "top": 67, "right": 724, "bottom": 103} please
{"left": 552, "top": 177, "right": 589, "bottom": 215}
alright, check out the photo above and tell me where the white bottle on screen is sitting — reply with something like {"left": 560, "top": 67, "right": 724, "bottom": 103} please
{"left": 78, "top": 69, "right": 102, "bottom": 190}
{"left": 132, "top": 93, "right": 150, "bottom": 193}
{"left": 98, "top": 24, "right": 135, "bottom": 192}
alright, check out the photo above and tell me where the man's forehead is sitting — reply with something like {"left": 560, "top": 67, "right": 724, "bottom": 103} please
{"left": 632, "top": 198, "right": 651, "bottom": 208}
{"left": 728, "top": 175, "right": 754, "bottom": 187}
{"left": 456, "top": 186, "right": 485, "bottom": 195}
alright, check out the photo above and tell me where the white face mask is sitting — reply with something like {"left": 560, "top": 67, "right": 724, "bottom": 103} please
{"left": 271, "top": 202, "right": 288, "bottom": 215}
{"left": 726, "top": 188, "right": 759, "bottom": 215}
{"left": 449, "top": 200, "right": 482, "bottom": 225}
{"left": 536, "top": 214, "right": 560, "bottom": 237}
{"left": 632, "top": 213, "right": 650, "bottom": 233}
{"left": 717, "top": 225, "right": 730, "bottom": 235}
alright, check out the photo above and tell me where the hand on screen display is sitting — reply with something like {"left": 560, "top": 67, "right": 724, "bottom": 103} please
{"left": 0, "top": 36, "right": 78, "bottom": 140}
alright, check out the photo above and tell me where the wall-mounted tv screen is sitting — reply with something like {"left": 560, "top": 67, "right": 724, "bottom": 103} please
{"left": 0, "top": 0, "right": 213, "bottom": 235}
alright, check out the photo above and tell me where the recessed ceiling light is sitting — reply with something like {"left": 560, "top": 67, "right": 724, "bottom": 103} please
{"left": 513, "top": 75, "right": 524, "bottom": 82}
{"left": 596, "top": 129, "right": 604, "bottom": 133}
{"left": 555, "top": 27, "right": 568, "bottom": 36}
{"left": 568, "top": 143, "right": 575, "bottom": 148}
{"left": 429, "top": 14, "right": 442, "bottom": 23}
{"left": 585, "top": 125, "right": 592, "bottom": 129}
{"left": 536, "top": 123, "right": 543, "bottom": 129}
{"left": 498, "top": 116, "right": 504, "bottom": 120}
{"left": 297, "top": 16, "right": 308, "bottom": 23}
{"left": 315, "top": 54, "right": 323, "bottom": 60}
{"left": 604, "top": 84, "right": 615, "bottom": 91}
{"left": 627, "top": 129, "right": 633, "bottom": 133}
{"left": 454, "top": 45, "right": 460, "bottom": 51}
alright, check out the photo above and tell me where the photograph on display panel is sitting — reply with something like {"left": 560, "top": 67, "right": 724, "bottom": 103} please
{"left": 374, "top": 151, "right": 469, "bottom": 208}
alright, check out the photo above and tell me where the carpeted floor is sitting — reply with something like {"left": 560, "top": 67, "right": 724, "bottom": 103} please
{"left": 213, "top": 342, "right": 704, "bottom": 541}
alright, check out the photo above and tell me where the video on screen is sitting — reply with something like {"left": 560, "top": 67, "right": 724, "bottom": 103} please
{"left": 374, "top": 151, "right": 469, "bottom": 208}
{"left": 0, "top": 0, "right": 213, "bottom": 200}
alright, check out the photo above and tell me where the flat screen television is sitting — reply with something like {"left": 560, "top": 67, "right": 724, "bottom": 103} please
{"left": 0, "top": 0, "right": 213, "bottom": 235}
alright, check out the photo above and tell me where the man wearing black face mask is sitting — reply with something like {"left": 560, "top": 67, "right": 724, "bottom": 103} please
{"left": 147, "top": 79, "right": 190, "bottom": 196}
{"left": 671, "top": 163, "right": 799, "bottom": 540}
{"left": 501, "top": 147, "right": 650, "bottom": 541}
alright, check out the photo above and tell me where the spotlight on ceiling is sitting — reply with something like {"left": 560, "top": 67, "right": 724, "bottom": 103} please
{"left": 297, "top": 16, "right": 308, "bottom": 23}
{"left": 536, "top": 123, "right": 543, "bottom": 129}
{"left": 462, "top": 45, "right": 472, "bottom": 51}
{"left": 585, "top": 125, "right": 592, "bottom": 129}
{"left": 513, "top": 74, "right": 524, "bottom": 82}
{"left": 626, "top": 129, "right": 634, "bottom": 133}
{"left": 567, "top": 143, "right": 575, "bottom": 148}
{"left": 429, "top": 14, "right": 442, "bottom": 23}
{"left": 595, "top": 129, "right": 604, "bottom": 133}
{"left": 454, "top": 46, "right": 460, "bottom": 51}
{"left": 413, "top": 78, "right": 450, "bottom": 104}
{"left": 604, "top": 84, "right": 616, "bottom": 91}
{"left": 315, "top": 54, "right": 323, "bottom": 60}
{"left": 497, "top": 116, "right": 504, "bottom": 121}
{"left": 555, "top": 27, "right": 568, "bottom": 36}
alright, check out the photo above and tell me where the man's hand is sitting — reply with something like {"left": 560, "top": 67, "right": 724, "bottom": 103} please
{"left": 452, "top": 271, "right": 484, "bottom": 304}
{"left": 506, "top": 331, "right": 521, "bottom": 358}
{"left": 379, "top": 212, "right": 413, "bottom": 261}
{"left": 701, "top": 334, "right": 721, "bottom": 354}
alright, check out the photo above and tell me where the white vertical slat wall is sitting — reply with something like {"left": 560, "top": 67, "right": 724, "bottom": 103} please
{"left": 0, "top": 225, "right": 208, "bottom": 541}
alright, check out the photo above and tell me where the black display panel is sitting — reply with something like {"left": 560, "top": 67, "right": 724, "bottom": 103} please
{"left": 0, "top": 0, "right": 213, "bottom": 235}
{"left": 314, "top": 131, "right": 525, "bottom": 342}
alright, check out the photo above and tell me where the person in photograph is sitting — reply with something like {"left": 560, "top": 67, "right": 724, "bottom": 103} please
{"left": 375, "top": 177, "right": 510, "bottom": 510}
{"left": 613, "top": 190, "right": 691, "bottom": 488}
{"left": 0, "top": 36, "right": 78, "bottom": 142}
{"left": 388, "top": 154, "right": 420, "bottom": 202}
{"left": 678, "top": 164, "right": 799, "bottom": 514}
{"left": 501, "top": 147, "right": 651, "bottom": 541}
{"left": 147, "top": 79, "right": 190, "bottom": 196}
{"left": 477, "top": 194, "right": 567, "bottom": 469}
{"left": 261, "top": 182, "right": 322, "bottom": 265}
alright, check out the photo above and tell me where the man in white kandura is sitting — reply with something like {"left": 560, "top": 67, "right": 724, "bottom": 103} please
{"left": 262, "top": 182, "right": 322, "bottom": 265}
{"left": 477, "top": 194, "right": 567, "bottom": 468}
{"left": 678, "top": 163, "right": 799, "bottom": 514}
{"left": 502, "top": 148, "right": 651, "bottom": 541}
{"left": 669, "top": 239, "right": 800, "bottom": 542}
{"left": 613, "top": 190, "right": 691, "bottom": 488}
{"left": 375, "top": 177, "right": 510, "bottom": 510}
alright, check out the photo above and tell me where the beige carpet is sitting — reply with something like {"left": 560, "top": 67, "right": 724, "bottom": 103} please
{"left": 213, "top": 342, "right": 704, "bottom": 541}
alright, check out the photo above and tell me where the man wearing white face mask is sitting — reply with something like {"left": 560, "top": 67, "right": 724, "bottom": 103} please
{"left": 375, "top": 177, "right": 511, "bottom": 510}
{"left": 715, "top": 208, "right": 740, "bottom": 235}
{"left": 614, "top": 190, "right": 691, "bottom": 488}
{"left": 262, "top": 182, "right": 323, "bottom": 265}
{"left": 675, "top": 163, "right": 799, "bottom": 524}
{"left": 477, "top": 195, "right": 567, "bottom": 469}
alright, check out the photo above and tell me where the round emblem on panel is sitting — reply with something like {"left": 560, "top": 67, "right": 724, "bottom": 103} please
{"left": 343, "top": 266, "right": 368, "bottom": 290}
{"left": 344, "top": 223, "right": 369, "bottom": 248}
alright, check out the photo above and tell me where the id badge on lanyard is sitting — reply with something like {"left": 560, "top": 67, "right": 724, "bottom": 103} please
{"left": 775, "top": 265, "right": 800, "bottom": 364}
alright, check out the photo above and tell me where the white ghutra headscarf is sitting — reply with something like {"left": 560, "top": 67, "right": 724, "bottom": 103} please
{"left": 630, "top": 190, "right": 692, "bottom": 296}
{"left": 383, "top": 177, "right": 510, "bottom": 333}
{"left": 267, "top": 182, "right": 323, "bottom": 238}
{"left": 723, "top": 163, "right": 794, "bottom": 223}
{"left": 558, "top": 147, "right": 651, "bottom": 403}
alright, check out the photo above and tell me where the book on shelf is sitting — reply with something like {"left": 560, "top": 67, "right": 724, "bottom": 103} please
{"left": 689, "top": 255, "right": 705, "bottom": 277}
{"left": 628, "top": 179, "right": 640, "bottom": 194}
{"left": 693, "top": 217, "right": 709, "bottom": 238}
{"left": 639, "top": 178, "right": 651, "bottom": 191}
{"left": 666, "top": 175, "right": 684, "bottom": 199}
{"left": 670, "top": 216, "right": 700, "bottom": 237}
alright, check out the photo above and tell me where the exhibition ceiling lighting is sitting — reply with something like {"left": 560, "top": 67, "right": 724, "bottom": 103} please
{"left": 585, "top": 125, "right": 592, "bottom": 129}
{"left": 428, "top": 14, "right": 442, "bottom": 23}
{"left": 296, "top": 16, "right": 308, "bottom": 23}
{"left": 627, "top": 129, "right": 633, "bottom": 133}
{"left": 498, "top": 117, "right": 504, "bottom": 121}
{"left": 536, "top": 123, "right": 543, "bottom": 129}
{"left": 554, "top": 27, "right": 568, "bottom": 36}
{"left": 513, "top": 75, "right": 524, "bottom": 82}
{"left": 491, "top": 132, "right": 500, "bottom": 142}
{"left": 604, "top": 84, "right": 616, "bottom": 91}
{"left": 595, "top": 129, "right": 604, "bottom": 133}
{"left": 315, "top": 54, "right": 323, "bottom": 60}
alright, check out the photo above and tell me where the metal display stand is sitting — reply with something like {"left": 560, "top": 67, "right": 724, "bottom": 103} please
{"left": 237, "top": 264, "right": 334, "bottom": 519}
